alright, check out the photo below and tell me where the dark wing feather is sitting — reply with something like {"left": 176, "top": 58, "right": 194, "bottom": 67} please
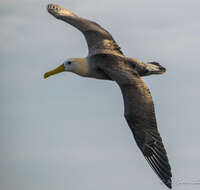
{"left": 96, "top": 54, "right": 172, "bottom": 189}
{"left": 47, "top": 4, "right": 123, "bottom": 56}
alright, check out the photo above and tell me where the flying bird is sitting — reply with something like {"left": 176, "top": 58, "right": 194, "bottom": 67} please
{"left": 44, "top": 4, "right": 172, "bottom": 189}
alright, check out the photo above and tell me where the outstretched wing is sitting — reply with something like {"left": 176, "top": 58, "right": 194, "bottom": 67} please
{"left": 47, "top": 4, "right": 123, "bottom": 56}
{"left": 95, "top": 54, "right": 172, "bottom": 189}
{"left": 122, "top": 82, "right": 172, "bottom": 189}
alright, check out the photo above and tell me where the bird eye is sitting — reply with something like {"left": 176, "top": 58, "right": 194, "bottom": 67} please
{"left": 68, "top": 61, "right": 71, "bottom": 65}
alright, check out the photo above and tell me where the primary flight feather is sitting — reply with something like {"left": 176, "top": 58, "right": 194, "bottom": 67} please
{"left": 44, "top": 4, "right": 172, "bottom": 189}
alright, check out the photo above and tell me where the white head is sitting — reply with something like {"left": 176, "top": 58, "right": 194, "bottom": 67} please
{"left": 44, "top": 58, "right": 88, "bottom": 78}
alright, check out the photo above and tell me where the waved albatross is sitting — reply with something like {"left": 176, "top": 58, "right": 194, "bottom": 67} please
{"left": 44, "top": 4, "right": 172, "bottom": 189}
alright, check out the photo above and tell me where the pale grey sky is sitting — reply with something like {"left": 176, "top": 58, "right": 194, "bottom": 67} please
{"left": 1, "top": 0, "right": 200, "bottom": 189}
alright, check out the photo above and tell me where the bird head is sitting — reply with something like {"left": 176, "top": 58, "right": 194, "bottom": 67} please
{"left": 44, "top": 58, "right": 88, "bottom": 79}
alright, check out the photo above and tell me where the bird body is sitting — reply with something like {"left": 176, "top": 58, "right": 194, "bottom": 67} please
{"left": 44, "top": 4, "right": 172, "bottom": 189}
{"left": 45, "top": 55, "right": 166, "bottom": 80}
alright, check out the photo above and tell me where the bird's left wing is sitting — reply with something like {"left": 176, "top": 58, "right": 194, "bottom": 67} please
{"left": 47, "top": 4, "right": 123, "bottom": 56}
{"left": 96, "top": 55, "right": 172, "bottom": 188}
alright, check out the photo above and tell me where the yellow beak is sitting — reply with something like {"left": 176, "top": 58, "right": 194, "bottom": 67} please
{"left": 44, "top": 64, "right": 65, "bottom": 79}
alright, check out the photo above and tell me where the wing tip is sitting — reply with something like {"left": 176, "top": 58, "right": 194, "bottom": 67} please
{"left": 47, "top": 4, "right": 77, "bottom": 18}
{"left": 146, "top": 156, "right": 172, "bottom": 188}
{"left": 145, "top": 155, "right": 172, "bottom": 188}
{"left": 163, "top": 178, "right": 172, "bottom": 189}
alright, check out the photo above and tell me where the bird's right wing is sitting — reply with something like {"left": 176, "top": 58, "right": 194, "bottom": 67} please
{"left": 47, "top": 4, "right": 123, "bottom": 56}
{"left": 96, "top": 54, "right": 172, "bottom": 188}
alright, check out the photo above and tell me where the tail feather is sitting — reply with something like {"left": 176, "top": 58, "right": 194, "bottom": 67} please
{"left": 146, "top": 62, "right": 166, "bottom": 75}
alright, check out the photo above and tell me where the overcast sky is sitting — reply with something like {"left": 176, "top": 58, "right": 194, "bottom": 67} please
{"left": 1, "top": 0, "right": 200, "bottom": 189}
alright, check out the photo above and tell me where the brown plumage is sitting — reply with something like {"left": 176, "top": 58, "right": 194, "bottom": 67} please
{"left": 45, "top": 4, "right": 172, "bottom": 189}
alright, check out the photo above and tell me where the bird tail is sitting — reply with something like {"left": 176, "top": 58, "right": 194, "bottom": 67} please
{"left": 145, "top": 62, "right": 166, "bottom": 75}
{"left": 125, "top": 57, "right": 166, "bottom": 77}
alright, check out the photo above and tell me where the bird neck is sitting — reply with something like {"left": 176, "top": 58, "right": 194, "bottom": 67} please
{"left": 71, "top": 58, "right": 90, "bottom": 77}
